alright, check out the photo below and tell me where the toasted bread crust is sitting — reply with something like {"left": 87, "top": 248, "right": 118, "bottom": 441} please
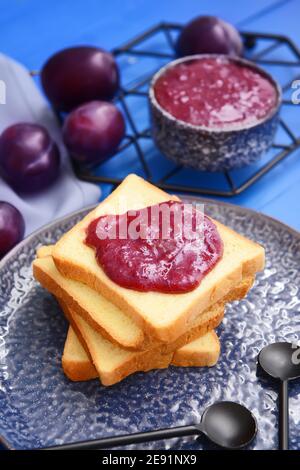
{"left": 33, "top": 261, "right": 144, "bottom": 350}
{"left": 62, "top": 326, "right": 221, "bottom": 382}
{"left": 100, "top": 351, "right": 173, "bottom": 386}
{"left": 59, "top": 300, "right": 223, "bottom": 386}
{"left": 62, "top": 357, "right": 98, "bottom": 381}
{"left": 59, "top": 300, "right": 172, "bottom": 385}
{"left": 172, "top": 331, "right": 220, "bottom": 367}
{"left": 36, "top": 245, "right": 55, "bottom": 258}
{"left": 34, "top": 257, "right": 254, "bottom": 350}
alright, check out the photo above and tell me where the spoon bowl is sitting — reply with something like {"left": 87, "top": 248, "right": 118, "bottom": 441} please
{"left": 200, "top": 401, "right": 257, "bottom": 449}
{"left": 258, "top": 342, "right": 300, "bottom": 381}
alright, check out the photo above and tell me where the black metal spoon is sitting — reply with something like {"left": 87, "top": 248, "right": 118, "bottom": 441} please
{"left": 258, "top": 342, "right": 300, "bottom": 450}
{"left": 47, "top": 401, "right": 257, "bottom": 450}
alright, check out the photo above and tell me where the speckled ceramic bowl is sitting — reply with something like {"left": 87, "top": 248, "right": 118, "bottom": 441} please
{"left": 149, "top": 54, "right": 282, "bottom": 172}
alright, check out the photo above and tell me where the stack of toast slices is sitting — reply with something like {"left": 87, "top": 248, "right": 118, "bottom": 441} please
{"left": 33, "top": 174, "right": 265, "bottom": 386}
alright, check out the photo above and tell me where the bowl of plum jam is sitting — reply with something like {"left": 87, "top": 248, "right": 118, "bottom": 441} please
{"left": 149, "top": 54, "right": 281, "bottom": 171}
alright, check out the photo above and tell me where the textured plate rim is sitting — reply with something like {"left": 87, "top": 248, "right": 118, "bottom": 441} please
{"left": 0, "top": 197, "right": 299, "bottom": 450}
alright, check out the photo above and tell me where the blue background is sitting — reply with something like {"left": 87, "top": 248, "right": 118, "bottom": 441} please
{"left": 1, "top": 0, "right": 300, "bottom": 230}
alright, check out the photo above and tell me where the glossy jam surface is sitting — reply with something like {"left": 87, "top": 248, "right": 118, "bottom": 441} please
{"left": 154, "top": 57, "right": 278, "bottom": 129}
{"left": 85, "top": 201, "right": 223, "bottom": 293}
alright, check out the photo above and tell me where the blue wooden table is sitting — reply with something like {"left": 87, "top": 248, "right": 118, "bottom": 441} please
{"left": 1, "top": 0, "right": 299, "bottom": 233}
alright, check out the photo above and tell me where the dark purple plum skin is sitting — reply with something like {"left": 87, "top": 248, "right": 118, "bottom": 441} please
{"left": 62, "top": 100, "right": 125, "bottom": 164}
{"left": 0, "top": 201, "right": 25, "bottom": 258}
{"left": 41, "top": 46, "right": 119, "bottom": 112}
{"left": 0, "top": 123, "right": 60, "bottom": 193}
{"left": 176, "top": 16, "right": 243, "bottom": 57}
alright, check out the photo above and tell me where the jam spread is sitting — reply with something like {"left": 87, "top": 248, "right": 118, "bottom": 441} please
{"left": 154, "top": 56, "right": 277, "bottom": 129}
{"left": 85, "top": 201, "right": 223, "bottom": 293}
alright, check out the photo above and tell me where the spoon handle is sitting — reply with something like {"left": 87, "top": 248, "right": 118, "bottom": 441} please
{"left": 279, "top": 380, "right": 289, "bottom": 450}
{"left": 46, "top": 425, "right": 199, "bottom": 450}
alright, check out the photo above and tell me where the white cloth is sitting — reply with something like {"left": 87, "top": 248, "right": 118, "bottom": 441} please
{"left": 0, "top": 54, "right": 100, "bottom": 235}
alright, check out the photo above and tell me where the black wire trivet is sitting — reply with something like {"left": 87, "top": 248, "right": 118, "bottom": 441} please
{"left": 68, "top": 22, "right": 300, "bottom": 197}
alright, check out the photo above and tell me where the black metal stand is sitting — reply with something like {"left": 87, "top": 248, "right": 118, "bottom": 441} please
{"left": 68, "top": 22, "right": 300, "bottom": 197}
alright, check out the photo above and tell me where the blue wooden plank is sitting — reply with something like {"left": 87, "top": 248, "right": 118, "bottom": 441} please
{"left": 240, "top": 0, "right": 298, "bottom": 41}
{"left": 259, "top": 176, "right": 300, "bottom": 229}
{"left": 0, "top": 0, "right": 283, "bottom": 70}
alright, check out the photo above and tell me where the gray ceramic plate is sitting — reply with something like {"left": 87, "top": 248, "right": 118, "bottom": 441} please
{"left": 0, "top": 198, "right": 299, "bottom": 450}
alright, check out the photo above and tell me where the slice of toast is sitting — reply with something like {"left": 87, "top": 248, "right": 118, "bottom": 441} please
{"left": 62, "top": 327, "right": 98, "bottom": 381}
{"left": 52, "top": 174, "right": 264, "bottom": 342}
{"left": 60, "top": 300, "right": 172, "bottom": 386}
{"left": 59, "top": 300, "right": 220, "bottom": 386}
{"left": 172, "top": 330, "right": 220, "bottom": 367}
{"left": 34, "top": 255, "right": 144, "bottom": 350}
{"left": 62, "top": 326, "right": 220, "bottom": 382}
{"left": 36, "top": 245, "right": 54, "bottom": 258}
{"left": 33, "top": 253, "right": 253, "bottom": 350}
